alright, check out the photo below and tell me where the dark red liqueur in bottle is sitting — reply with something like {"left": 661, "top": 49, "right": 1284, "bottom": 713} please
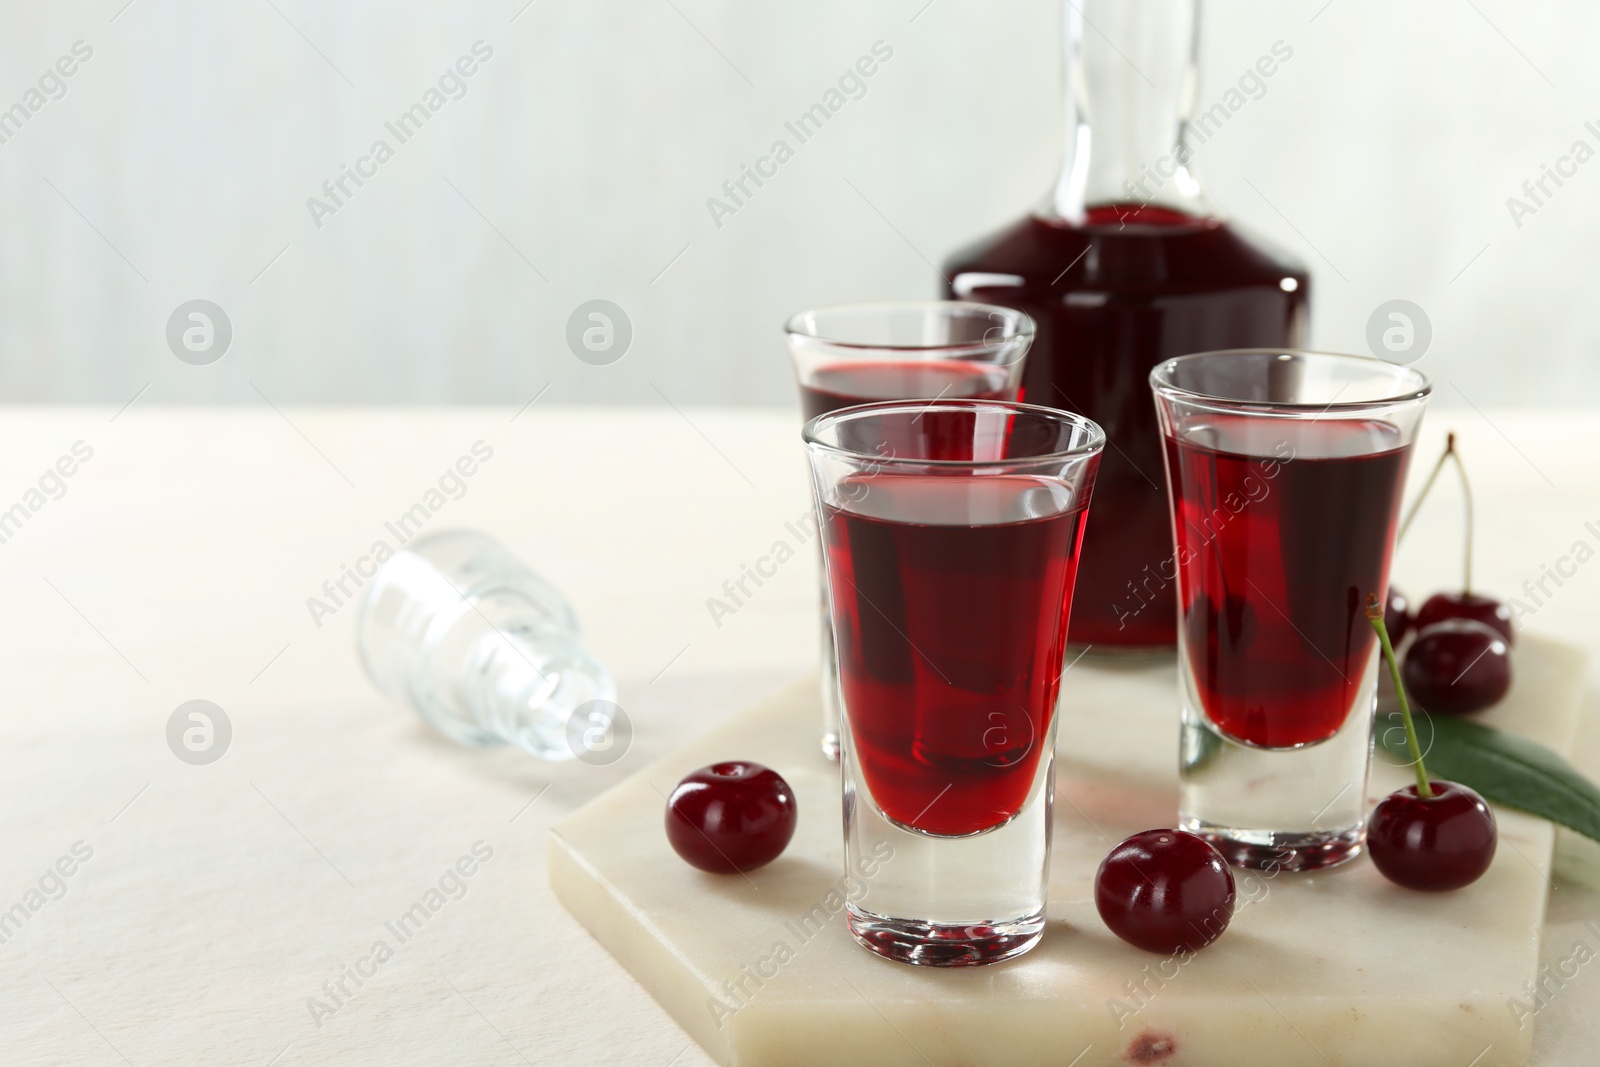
{"left": 942, "top": 1, "right": 1310, "bottom": 650}
{"left": 946, "top": 206, "right": 1307, "bottom": 648}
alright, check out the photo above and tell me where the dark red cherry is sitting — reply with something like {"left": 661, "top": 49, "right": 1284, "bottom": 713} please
{"left": 1401, "top": 619, "right": 1511, "bottom": 715}
{"left": 1384, "top": 587, "right": 1414, "bottom": 645}
{"left": 1414, "top": 592, "right": 1514, "bottom": 646}
{"left": 1095, "top": 829, "right": 1235, "bottom": 955}
{"left": 665, "top": 761, "right": 797, "bottom": 873}
{"left": 1368, "top": 781, "right": 1497, "bottom": 890}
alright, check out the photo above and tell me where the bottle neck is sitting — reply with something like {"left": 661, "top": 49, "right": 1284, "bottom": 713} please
{"left": 469, "top": 627, "right": 615, "bottom": 759}
{"left": 1046, "top": 0, "right": 1210, "bottom": 224}
{"left": 451, "top": 595, "right": 616, "bottom": 760}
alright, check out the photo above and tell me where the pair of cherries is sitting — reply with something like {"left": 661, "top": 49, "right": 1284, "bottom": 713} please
{"left": 1385, "top": 433, "right": 1513, "bottom": 716}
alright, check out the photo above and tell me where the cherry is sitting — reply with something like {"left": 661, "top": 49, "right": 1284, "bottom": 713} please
{"left": 1401, "top": 619, "right": 1511, "bottom": 715}
{"left": 665, "top": 761, "right": 797, "bottom": 874}
{"left": 1414, "top": 592, "right": 1514, "bottom": 646}
{"left": 1384, "top": 586, "right": 1414, "bottom": 646}
{"left": 1095, "top": 829, "right": 1235, "bottom": 955}
{"left": 1364, "top": 596, "right": 1497, "bottom": 892}
{"left": 1368, "top": 782, "right": 1497, "bottom": 891}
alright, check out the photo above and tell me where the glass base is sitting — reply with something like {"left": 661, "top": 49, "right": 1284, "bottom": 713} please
{"left": 845, "top": 902, "right": 1043, "bottom": 967}
{"left": 1181, "top": 819, "right": 1364, "bottom": 872}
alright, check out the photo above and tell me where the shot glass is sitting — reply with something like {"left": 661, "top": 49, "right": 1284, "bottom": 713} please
{"left": 805, "top": 399, "right": 1102, "bottom": 965}
{"left": 785, "top": 301, "right": 1034, "bottom": 760}
{"left": 1151, "top": 350, "right": 1430, "bottom": 871}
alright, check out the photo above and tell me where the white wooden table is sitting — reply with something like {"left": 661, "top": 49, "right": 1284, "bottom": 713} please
{"left": 1, "top": 406, "right": 1596, "bottom": 1066}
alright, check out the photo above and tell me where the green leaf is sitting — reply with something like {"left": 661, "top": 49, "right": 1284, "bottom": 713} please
{"left": 1376, "top": 714, "right": 1600, "bottom": 843}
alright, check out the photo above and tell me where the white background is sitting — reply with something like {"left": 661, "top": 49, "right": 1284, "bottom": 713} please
{"left": 0, "top": 0, "right": 1593, "bottom": 408}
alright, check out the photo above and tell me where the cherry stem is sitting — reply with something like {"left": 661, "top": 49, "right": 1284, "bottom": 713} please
{"left": 1366, "top": 594, "right": 1433, "bottom": 798}
{"left": 1397, "top": 432, "right": 1454, "bottom": 545}
{"left": 1452, "top": 436, "right": 1474, "bottom": 595}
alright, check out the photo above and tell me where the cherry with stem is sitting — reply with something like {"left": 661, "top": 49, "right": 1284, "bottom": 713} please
{"left": 1370, "top": 596, "right": 1431, "bottom": 799}
{"left": 1363, "top": 596, "right": 1497, "bottom": 891}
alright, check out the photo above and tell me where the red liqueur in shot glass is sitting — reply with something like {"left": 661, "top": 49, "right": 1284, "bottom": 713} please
{"left": 1152, "top": 350, "right": 1430, "bottom": 872}
{"left": 805, "top": 399, "right": 1102, "bottom": 966}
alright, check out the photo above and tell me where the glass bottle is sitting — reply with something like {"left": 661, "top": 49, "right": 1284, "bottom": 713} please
{"left": 943, "top": 0, "right": 1309, "bottom": 650}
{"left": 356, "top": 530, "right": 618, "bottom": 761}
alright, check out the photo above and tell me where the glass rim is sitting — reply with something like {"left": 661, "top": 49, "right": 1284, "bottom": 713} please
{"left": 1149, "top": 349, "right": 1432, "bottom": 414}
{"left": 802, "top": 398, "right": 1105, "bottom": 468}
{"left": 783, "top": 300, "right": 1036, "bottom": 355}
